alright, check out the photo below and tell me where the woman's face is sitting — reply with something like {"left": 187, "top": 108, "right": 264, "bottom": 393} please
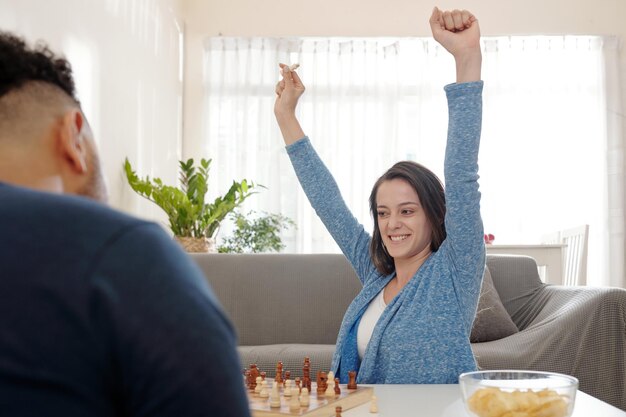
{"left": 376, "top": 178, "right": 433, "bottom": 261}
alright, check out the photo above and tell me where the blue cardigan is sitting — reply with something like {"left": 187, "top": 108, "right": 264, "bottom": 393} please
{"left": 286, "top": 81, "right": 485, "bottom": 384}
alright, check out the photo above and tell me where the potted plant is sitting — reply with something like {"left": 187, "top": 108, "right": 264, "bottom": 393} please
{"left": 218, "top": 210, "right": 295, "bottom": 253}
{"left": 124, "top": 157, "right": 258, "bottom": 252}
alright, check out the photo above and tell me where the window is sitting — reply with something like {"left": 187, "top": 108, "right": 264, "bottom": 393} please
{"left": 201, "top": 36, "right": 623, "bottom": 286}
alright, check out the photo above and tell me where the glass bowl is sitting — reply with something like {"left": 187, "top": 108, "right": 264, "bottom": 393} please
{"left": 459, "top": 370, "right": 578, "bottom": 417}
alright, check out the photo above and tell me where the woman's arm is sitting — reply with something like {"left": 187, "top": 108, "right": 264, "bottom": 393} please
{"left": 274, "top": 66, "right": 376, "bottom": 281}
{"left": 431, "top": 8, "right": 485, "bottom": 326}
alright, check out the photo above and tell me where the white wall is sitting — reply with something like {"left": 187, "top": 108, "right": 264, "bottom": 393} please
{"left": 0, "top": 0, "right": 185, "bottom": 222}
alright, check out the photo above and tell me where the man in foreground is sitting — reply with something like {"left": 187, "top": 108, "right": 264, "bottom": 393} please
{"left": 0, "top": 31, "right": 251, "bottom": 417}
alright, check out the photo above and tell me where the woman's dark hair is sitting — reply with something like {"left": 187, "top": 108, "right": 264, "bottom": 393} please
{"left": 369, "top": 161, "right": 447, "bottom": 275}
{"left": 0, "top": 31, "right": 77, "bottom": 101}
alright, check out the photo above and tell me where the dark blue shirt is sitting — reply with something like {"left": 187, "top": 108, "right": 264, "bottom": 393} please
{"left": 0, "top": 183, "right": 251, "bottom": 417}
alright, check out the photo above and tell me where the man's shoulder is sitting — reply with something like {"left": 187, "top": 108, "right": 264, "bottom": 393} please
{"left": 0, "top": 183, "right": 167, "bottom": 254}
{"left": 0, "top": 183, "right": 145, "bottom": 223}
{"left": 0, "top": 182, "right": 204, "bottom": 296}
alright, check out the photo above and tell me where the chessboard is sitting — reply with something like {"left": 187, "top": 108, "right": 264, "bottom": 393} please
{"left": 247, "top": 380, "right": 373, "bottom": 417}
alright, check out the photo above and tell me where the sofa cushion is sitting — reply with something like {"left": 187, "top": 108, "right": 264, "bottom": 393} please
{"left": 191, "top": 253, "right": 361, "bottom": 346}
{"left": 470, "top": 267, "right": 519, "bottom": 343}
{"left": 485, "top": 255, "right": 544, "bottom": 327}
{"left": 238, "top": 344, "right": 335, "bottom": 379}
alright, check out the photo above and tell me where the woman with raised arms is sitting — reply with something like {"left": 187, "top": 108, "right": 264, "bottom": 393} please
{"left": 273, "top": 7, "right": 485, "bottom": 384}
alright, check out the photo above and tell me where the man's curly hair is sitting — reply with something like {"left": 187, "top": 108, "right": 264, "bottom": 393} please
{"left": 0, "top": 31, "right": 77, "bottom": 101}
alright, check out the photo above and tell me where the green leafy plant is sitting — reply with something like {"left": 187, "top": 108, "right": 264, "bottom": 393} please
{"left": 124, "top": 158, "right": 259, "bottom": 238}
{"left": 218, "top": 210, "right": 295, "bottom": 253}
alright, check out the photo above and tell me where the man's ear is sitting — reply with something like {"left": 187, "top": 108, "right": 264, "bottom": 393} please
{"left": 57, "top": 110, "right": 87, "bottom": 174}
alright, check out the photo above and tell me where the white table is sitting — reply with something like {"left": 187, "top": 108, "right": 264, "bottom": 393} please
{"left": 486, "top": 244, "right": 566, "bottom": 285}
{"left": 343, "top": 384, "right": 626, "bottom": 416}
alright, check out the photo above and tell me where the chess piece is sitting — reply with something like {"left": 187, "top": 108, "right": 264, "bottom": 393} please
{"left": 299, "top": 387, "right": 310, "bottom": 407}
{"left": 303, "top": 357, "right": 312, "bottom": 391}
{"left": 275, "top": 361, "right": 283, "bottom": 384}
{"left": 244, "top": 370, "right": 252, "bottom": 390}
{"left": 249, "top": 364, "right": 259, "bottom": 390}
{"left": 369, "top": 395, "right": 379, "bottom": 413}
{"left": 317, "top": 371, "right": 328, "bottom": 395}
{"left": 254, "top": 376, "right": 262, "bottom": 394}
{"left": 334, "top": 378, "right": 341, "bottom": 396}
{"left": 283, "top": 380, "right": 293, "bottom": 397}
{"left": 327, "top": 370, "right": 335, "bottom": 394}
{"left": 347, "top": 371, "right": 357, "bottom": 389}
{"left": 283, "top": 370, "right": 291, "bottom": 388}
{"left": 325, "top": 377, "right": 335, "bottom": 397}
{"left": 270, "top": 381, "right": 281, "bottom": 408}
{"left": 260, "top": 371, "right": 266, "bottom": 381}
{"left": 303, "top": 363, "right": 311, "bottom": 392}
{"left": 335, "top": 406, "right": 343, "bottom": 417}
{"left": 316, "top": 371, "right": 322, "bottom": 394}
{"left": 295, "top": 377, "right": 302, "bottom": 393}
{"left": 289, "top": 387, "right": 301, "bottom": 412}
{"left": 259, "top": 380, "right": 269, "bottom": 398}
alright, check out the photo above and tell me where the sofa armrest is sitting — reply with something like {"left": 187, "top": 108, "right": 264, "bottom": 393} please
{"left": 513, "top": 285, "right": 623, "bottom": 330}
{"left": 473, "top": 285, "right": 626, "bottom": 410}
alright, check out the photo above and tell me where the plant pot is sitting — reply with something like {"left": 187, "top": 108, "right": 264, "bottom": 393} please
{"left": 174, "top": 236, "right": 216, "bottom": 253}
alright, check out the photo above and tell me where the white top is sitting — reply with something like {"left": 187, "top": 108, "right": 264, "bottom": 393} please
{"left": 357, "top": 288, "right": 387, "bottom": 359}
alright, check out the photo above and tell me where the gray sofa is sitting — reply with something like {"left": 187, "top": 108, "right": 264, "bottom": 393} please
{"left": 191, "top": 253, "right": 626, "bottom": 410}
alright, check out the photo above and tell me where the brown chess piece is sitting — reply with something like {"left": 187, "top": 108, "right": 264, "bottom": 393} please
{"left": 250, "top": 364, "right": 259, "bottom": 389}
{"left": 244, "top": 370, "right": 252, "bottom": 390}
{"left": 316, "top": 371, "right": 322, "bottom": 394}
{"left": 303, "top": 362, "right": 311, "bottom": 391}
{"left": 316, "top": 371, "right": 327, "bottom": 395}
{"left": 283, "top": 370, "right": 291, "bottom": 387}
{"left": 347, "top": 371, "right": 357, "bottom": 390}
{"left": 260, "top": 371, "right": 266, "bottom": 381}
{"left": 334, "top": 377, "right": 341, "bottom": 396}
{"left": 275, "top": 361, "right": 283, "bottom": 384}
{"left": 335, "top": 405, "right": 342, "bottom": 417}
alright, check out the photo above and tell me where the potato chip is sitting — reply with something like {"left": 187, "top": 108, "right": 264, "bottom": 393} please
{"left": 467, "top": 388, "right": 569, "bottom": 417}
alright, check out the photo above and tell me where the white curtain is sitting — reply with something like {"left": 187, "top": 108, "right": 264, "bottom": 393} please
{"left": 201, "top": 36, "right": 624, "bottom": 287}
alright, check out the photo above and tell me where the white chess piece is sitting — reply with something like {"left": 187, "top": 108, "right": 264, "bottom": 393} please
{"left": 254, "top": 376, "right": 262, "bottom": 394}
{"left": 270, "top": 381, "right": 281, "bottom": 408}
{"left": 369, "top": 395, "right": 379, "bottom": 413}
{"left": 259, "top": 380, "right": 269, "bottom": 398}
{"left": 299, "top": 387, "right": 310, "bottom": 407}
{"left": 289, "top": 387, "right": 301, "bottom": 412}
{"left": 325, "top": 377, "right": 335, "bottom": 397}
{"left": 283, "top": 379, "right": 292, "bottom": 397}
